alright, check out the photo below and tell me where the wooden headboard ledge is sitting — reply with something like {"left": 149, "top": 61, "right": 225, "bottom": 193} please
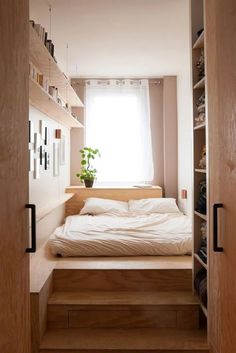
{"left": 65, "top": 186, "right": 163, "bottom": 217}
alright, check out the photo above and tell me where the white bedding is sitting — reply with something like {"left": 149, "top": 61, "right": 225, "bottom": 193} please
{"left": 49, "top": 212, "right": 192, "bottom": 257}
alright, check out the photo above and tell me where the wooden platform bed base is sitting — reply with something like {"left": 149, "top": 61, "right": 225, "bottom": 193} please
{"left": 30, "top": 186, "right": 195, "bottom": 353}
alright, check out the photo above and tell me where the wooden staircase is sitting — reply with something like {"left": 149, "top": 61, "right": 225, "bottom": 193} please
{"left": 38, "top": 263, "right": 209, "bottom": 353}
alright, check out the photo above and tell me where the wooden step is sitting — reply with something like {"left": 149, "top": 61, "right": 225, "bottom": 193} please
{"left": 47, "top": 291, "right": 200, "bottom": 329}
{"left": 53, "top": 268, "right": 192, "bottom": 292}
{"left": 40, "top": 328, "right": 208, "bottom": 352}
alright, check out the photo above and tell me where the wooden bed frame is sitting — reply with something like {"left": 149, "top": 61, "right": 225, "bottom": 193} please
{"left": 65, "top": 186, "right": 163, "bottom": 217}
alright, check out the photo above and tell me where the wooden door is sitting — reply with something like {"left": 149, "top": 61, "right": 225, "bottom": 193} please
{"left": 0, "top": 1, "right": 30, "bottom": 352}
{"left": 205, "top": 0, "right": 236, "bottom": 352}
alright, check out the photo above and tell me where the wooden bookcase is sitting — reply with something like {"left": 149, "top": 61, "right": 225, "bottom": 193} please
{"left": 29, "top": 24, "right": 84, "bottom": 128}
{"left": 191, "top": 0, "right": 208, "bottom": 319}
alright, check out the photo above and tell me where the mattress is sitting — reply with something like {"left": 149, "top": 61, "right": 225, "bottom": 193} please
{"left": 49, "top": 212, "right": 192, "bottom": 257}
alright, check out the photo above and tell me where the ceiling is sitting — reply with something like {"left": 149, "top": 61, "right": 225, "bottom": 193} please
{"left": 30, "top": 0, "right": 191, "bottom": 78}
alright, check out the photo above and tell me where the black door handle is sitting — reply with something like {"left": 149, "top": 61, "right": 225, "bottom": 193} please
{"left": 26, "top": 204, "right": 36, "bottom": 253}
{"left": 213, "top": 203, "right": 223, "bottom": 252}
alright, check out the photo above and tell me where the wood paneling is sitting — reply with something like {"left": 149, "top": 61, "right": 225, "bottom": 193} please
{"left": 68, "top": 309, "right": 177, "bottom": 329}
{"left": 31, "top": 274, "right": 53, "bottom": 353}
{"left": 53, "top": 268, "right": 192, "bottom": 292}
{"left": 65, "top": 186, "right": 163, "bottom": 216}
{"left": 205, "top": 0, "right": 236, "bottom": 352}
{"left": 40, "top": 328, "right": 208, "bottom": 351}
{"left": 48, "top": 290, "right": 198, "bottom": 306}
{"left": 0, "top": 1, "right": 30, "bottom": 352}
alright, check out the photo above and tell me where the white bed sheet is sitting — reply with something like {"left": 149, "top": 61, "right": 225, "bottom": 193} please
{"left": 49, "top": 212, "right": 192, "bottom": 257}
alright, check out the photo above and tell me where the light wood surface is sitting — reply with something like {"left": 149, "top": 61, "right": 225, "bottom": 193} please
{"left": 0, "top": 1, "right": 30, "bottom": 352}
{"left": 65, "top": 186, "right": 162, "bottom": 216}
{"left": 205, "top": 0, "right": 236, "bottom": 352}
{"left": 40, "top": 328, "right": 208, "bottom": 351}
{"left": 29, "top": 78, "right": 83, "bottom": 128}
{"left": 31, "top": 274, "right": 53, "bottom": 353}
{"left": 53, "top": 268, "right": 192, "bottom": 292}
{"left": 48, "top": 290, "right": 199, "bottom": 306}
{"left": 36, "top": 193, "right": 74, "bottom": 222}
{"left": 29, "top": 25, "right": 83, "bottom": 107}
{"left": 47, "top": 291, "right": 200, "bottom": 330}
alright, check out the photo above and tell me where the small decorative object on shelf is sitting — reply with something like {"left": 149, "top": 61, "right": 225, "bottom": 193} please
{"left": 198, "top": 221, "right": 207, "bottom": 264}
{"left": 194, "top": 268, "right": 207, "bottom": 308}
{"left": 195, "top": 92, "right": 205, "bottom": 126}
{"left": 196, "top": 180, "right": 207, "bottom": 215}
{"left": 196, "top": 49, "right": 205, "bottom": 80}
{"left": 199, "top": 145, "right": 206, "bottom": 169}
{"left": 76, "top": 147, "right": 101, "bottom": 188}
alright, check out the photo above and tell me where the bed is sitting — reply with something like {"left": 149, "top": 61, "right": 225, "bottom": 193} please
{"left": 49, "top": 192, "right": 192, "bottom": 257}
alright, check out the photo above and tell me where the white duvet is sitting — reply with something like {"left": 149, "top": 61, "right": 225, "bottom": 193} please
{"left": 49, "top": 212, "right": 192, "bottom": 257}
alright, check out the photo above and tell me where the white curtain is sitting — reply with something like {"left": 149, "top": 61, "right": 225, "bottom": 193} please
{"left": 85, "top": 79, "right": 154, "bottom": 185}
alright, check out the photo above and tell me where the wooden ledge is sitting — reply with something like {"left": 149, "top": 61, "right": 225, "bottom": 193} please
{"left": 36, "top": 193, "right": 74, "bottom": 222}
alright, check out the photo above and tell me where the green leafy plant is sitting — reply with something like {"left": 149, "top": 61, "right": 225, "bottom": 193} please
{"left": 76, "top": 147, "right": 101, "bottom": 185}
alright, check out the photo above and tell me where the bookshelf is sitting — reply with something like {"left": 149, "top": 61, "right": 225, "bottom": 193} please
{"left": 191, "top": 0, "right": 208, "bottom": 320}
{"left": 29, "top": 78, "right": 83, "bottom": 128}
{"left": 29, "top": 24, "right": 84, "bottom": 128}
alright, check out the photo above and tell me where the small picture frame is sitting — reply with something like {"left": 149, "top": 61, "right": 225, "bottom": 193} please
{"left": 53, "top": 142, "right": 59, "bottom": 176}
{"left": 34, "top": 158, "right": 40, "bottom": 179}
{"left": 44, "top": 151, "right": 50, "bottom": 170}
{"left": 40, "top": 120, "right": 46, "bottom": 140}
{"left": 29, "top": 121, "right": 34, "bottom": 143}
{"left": 29, "top": 150, "right": 34, "bottom": 172}
{"left": 44, "top": 126, "right": 48, "bottom": 145}
{"left": 59, "top": 135, "right": 65, "bottom": 165}
{"left": 34, "top": 133, "right": 40, "bottom": 152}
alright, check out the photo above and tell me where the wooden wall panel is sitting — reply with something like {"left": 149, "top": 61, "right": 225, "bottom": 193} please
{"left": 0, "top": 0, "right": 30, "bottom": 352}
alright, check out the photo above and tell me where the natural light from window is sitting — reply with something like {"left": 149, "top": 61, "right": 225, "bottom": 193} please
{"left": 85, "top": 79, "right": 154, "bottom": 185}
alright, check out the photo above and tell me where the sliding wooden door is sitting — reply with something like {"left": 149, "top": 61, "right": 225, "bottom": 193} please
{"left": 0, "top": 1, "right": 30, "bottom": 352}
{"left": 206, "top": 0, "right": 236, "bottom": 352}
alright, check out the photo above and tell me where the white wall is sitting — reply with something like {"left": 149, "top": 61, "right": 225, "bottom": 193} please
{"left": 29, "top": 106, "right": 71, "bottom": 248}
{"left": 30, "top": 0, "right": 193, "bottom": 215}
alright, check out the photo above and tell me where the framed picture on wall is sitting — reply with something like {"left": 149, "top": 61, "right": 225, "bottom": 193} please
{"left": 34, "top": 132, "right": 40, "bottom": 153}
{"left": 29, "top": 150, "right": 34, "bottom": 172}
{"left": 44, "top": 151, "right": 50, "bottom": 170}
{"left": 34, "top": 158, "right": 40, "bottom": 179}
{"left": 29, "top": 120, "right": 34, "bottom": 143}
{"left": 53, "top": 142, "right": 60, "bottom": 176}
{"left": 59, "top": 135, "right": 65, "bottom": 165}
{"left": 40, "top": 120, "right": 46, "bottom": 140}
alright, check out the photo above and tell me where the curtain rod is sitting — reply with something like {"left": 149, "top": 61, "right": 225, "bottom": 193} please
{"left": 73, "top": 79, "right": 162, "bottom": 86}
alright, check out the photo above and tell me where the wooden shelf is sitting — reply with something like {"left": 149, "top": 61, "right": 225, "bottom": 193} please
{"left": 29, "top": 78, "right": 83, "bottom": 128}
{"left": 194, "top": 77, "right": 205, "bottom": 90}
{"left": 193, "top": 31, "right": 204, "bottom": 49}
{"left": 194, "top": 253, "right": 207, "bottom": 270}
{"left": 36, "top": 193, "right": 74, "bottom": 222}
{"left": 194, "top": 211, "right": 207, "bottom": 221}
{"left": 195, "top": 169, "right": 206, "bottom": 173}
{"left": 194, "top": 122, "right": 206, "bottom": 130}
{"left": 29, "top": 25, "right": 83, "bottom": 107}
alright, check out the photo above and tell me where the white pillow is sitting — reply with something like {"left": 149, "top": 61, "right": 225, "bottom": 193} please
{"left": 128, "top": 198, "right": 181, "bottom": 214}
{"left": 80, "top": 197, "right": 129, "bottom": 215}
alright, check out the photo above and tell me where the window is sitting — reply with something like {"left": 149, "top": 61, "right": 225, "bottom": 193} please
{"left": 85, "top": 79, "right": 154, "bottom": 185}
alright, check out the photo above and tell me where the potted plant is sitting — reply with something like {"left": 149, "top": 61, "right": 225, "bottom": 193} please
{"left": 76, "top": 147, "right": 100, "bottom": 188}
